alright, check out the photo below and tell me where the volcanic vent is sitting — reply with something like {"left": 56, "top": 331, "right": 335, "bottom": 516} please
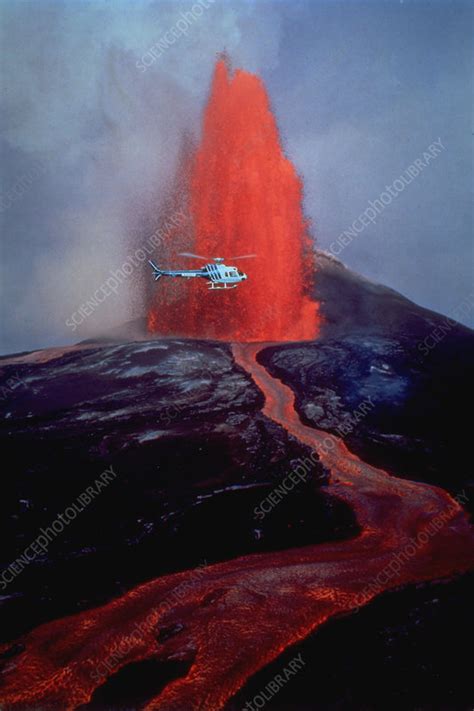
{"left": 147, "top": 57, "right": 321, "bottom": 341}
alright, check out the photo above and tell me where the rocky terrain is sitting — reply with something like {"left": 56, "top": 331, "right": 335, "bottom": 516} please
{"left": 0, "top": 339, "right": 349, "bottom": 644}
{"left": 0, "top": 251, "right": 472, "bottom": 710}
{"left": 261, "top": 251, "right": 474, "bottom": 501}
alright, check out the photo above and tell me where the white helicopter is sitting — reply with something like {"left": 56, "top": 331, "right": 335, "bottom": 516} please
{"left": 148, "top": 252, "right": 256, "bottom": 290}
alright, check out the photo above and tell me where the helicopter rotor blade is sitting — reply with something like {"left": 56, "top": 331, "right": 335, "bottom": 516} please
{"left": 178, "top": 252, "right": 209, "bottom": 261}
{"left": 227, "top": 254, "right": 257, "bottom": 261}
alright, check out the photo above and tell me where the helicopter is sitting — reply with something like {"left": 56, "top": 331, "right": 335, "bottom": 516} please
{"left": 148, "top": 252, "right": 256, "bottom": 290}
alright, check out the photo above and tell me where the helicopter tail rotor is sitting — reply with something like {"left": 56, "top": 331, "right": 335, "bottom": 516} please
{"left": 148, "top": 260, "right": 163, "bottom": 281}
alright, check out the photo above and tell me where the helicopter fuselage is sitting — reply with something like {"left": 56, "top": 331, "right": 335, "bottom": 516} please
{"left": 149, "top": 260, "right": 248, "bottom": 289}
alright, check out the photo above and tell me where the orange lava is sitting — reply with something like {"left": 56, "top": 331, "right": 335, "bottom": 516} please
{"left": 1, "top": 345, "right": 473, "bottom": 710}
{"left": 147, "top": 58, "right": 320, "bottom": 341}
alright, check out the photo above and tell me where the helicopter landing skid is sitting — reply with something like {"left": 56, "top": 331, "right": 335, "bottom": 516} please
{"left": 207, "top": 282, "right": 238, "bottom": 290}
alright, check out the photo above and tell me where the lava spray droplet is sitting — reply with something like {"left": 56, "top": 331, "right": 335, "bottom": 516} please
{"left": 148, "top": 57, "right": 321, "bottom": 341}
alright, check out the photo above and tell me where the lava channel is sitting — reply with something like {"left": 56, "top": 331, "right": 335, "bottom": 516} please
{"left": 0, "top": 344, "right": 473, "bottom": 710}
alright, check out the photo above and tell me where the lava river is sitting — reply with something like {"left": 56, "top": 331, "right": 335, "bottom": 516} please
{"left": 1, "top": 344, "right": 473, "bottom": 710}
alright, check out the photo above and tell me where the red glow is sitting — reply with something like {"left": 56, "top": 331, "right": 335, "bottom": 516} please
{"left": 1, "top": 345, "right": 473, "bottom": 711}
{"left": 147, "top": 58, "right": 320, "bottom": 341}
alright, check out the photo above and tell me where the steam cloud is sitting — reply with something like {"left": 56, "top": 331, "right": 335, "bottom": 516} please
{"left": 0, "top": 0, "right": 472, "bottom": 353}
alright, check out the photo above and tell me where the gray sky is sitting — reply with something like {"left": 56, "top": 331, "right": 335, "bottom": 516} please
{"left": 1, "top": 0, "right": 472, "bottom": 354}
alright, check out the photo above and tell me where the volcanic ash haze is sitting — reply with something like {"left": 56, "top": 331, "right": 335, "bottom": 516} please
{"left": 148, "top": 58, "right": 321, "bottom": 342}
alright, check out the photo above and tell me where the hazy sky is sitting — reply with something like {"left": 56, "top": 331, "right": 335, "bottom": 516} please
{"left": 1, "top": 0, "right": 472, "bottom": 353}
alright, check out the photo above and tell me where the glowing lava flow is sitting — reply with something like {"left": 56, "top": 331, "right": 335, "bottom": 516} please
{"left": 1, "top": 345, "right": 473, "bottom": 711}
{"left": 147, "top": 58, "right": 320, "bottom": 341}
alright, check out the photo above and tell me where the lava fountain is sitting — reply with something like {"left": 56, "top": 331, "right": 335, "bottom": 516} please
{"left": 148, "top": 57, "right": 320, "bottom": 341}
